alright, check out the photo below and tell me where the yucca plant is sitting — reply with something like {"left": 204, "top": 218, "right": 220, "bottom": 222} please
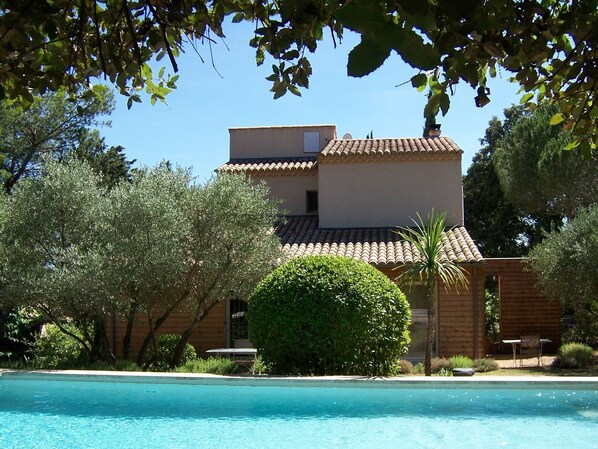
{"left": 395, "top": 211, "right": 469, "bottom": 376}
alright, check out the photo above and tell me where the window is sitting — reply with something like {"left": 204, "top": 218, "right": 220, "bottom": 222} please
{"left": 229, "top": 299, "right": 249, "bottom": 343}
{"left": 303, "top": 131, "right": 320, "bottom": 152}
{"left": 306, "top": 191, "right": 318, "bottom": 213}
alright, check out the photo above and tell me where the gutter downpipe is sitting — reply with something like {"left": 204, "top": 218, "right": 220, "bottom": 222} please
{"left": 472, "top": 266, "right": 479, "bottom": 359}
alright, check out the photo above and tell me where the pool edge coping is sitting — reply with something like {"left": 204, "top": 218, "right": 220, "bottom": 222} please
{"left": 2, "top": 369, "right": 598, "bottom": 389}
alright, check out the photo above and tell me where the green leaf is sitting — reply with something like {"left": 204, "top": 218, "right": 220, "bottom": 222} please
{"left": 347, "top": 38, "right": 390, "bottom": 77}
{"left": 256, "top": 47, "right": 265, "bottom": 66}
{"left": 439, "top": 93, "right": 450, "bottom": 116}
{"left": 411, "top": 73, "right": 427, "bottom": 89}
{"left": 393, "top": 28, "right": 439, "bottom": 70}
{"left": 549, "top": 113, "right": 564, "bottom": 125}
{"left": 563, "top": 141, "right": 579, "bottom": 151}
{"left": 335, "top": 3, "right": 386, "bottom": 33}
{"left": 288, "top": 85, "right": 301, "bottom": 97}
{"left": 520, "top": 92, "right": 534, "bottom": 104}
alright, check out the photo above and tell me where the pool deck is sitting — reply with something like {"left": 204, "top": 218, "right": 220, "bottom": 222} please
{"left": 2, "top": 369, "right": 597, "bottom": 389}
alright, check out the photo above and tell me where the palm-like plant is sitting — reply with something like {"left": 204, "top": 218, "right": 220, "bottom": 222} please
{"left": 395, "top": 211, "right": 469, "bottom": 376}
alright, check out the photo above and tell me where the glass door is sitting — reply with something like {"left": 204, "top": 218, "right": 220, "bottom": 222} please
{"left": 404, "top": 285, "right": 435, "bottom": 360}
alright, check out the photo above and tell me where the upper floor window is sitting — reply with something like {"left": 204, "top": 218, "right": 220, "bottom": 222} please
{"left": 304, "top": 132, "right": 320, "bottom": 152}
{"left": 306, "top": 191, "right": 318, "bottom": 213}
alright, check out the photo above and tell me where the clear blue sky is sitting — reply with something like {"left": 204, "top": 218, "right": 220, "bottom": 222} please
{"left": 101, "top": 21, "right": 522, "bottom": 182}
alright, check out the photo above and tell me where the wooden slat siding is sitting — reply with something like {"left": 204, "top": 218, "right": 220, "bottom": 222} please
{"left": 380, "top": 266, "right": 485, "bottom": 359}
{"left": 437, "top": 269, "right": 485, "bottom": 358}
{"left": 108, "top": 301, "right": 227, "bottom": 360}
{"left": 484, "top": 258, "right": 561, "bottom": 353}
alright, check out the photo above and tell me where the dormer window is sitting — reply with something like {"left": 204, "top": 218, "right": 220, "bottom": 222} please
{"left": 306, "top": 191, "right": 318, "bottom": 213}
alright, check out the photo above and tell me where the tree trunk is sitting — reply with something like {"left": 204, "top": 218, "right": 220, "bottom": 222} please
{"left": 135, "top": 291, "right": 189, "bottom": 366}
{"left": 170, "top": 299, "right": 218, "bottom": 368}
{"left": 424, "top": 280, "right": 436, "bottom": 377}
{"left": 122, "top": 294, "right": 138, "bottom": 360}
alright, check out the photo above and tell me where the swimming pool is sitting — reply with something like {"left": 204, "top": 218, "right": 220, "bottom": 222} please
{"left": 1, "top": 372, "right": 597, "bottom": 449}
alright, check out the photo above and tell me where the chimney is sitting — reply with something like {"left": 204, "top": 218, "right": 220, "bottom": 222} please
{"left": 428, "top": 123, "right": 441, "bottom": 137}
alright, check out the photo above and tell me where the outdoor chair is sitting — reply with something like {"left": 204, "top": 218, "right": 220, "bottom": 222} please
{"left": 519, "top": 335, "right": 542, "bottom": 367}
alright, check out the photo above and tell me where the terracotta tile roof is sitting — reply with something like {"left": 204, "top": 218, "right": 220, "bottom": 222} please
{"left": 275, "top": 216, "right": 483, "bottom": 266}
{"left": 217, "top": 158, "right": 317, "bottom": 175}
{"left": 319, "top": 137, "right": 462, "bottom": 162}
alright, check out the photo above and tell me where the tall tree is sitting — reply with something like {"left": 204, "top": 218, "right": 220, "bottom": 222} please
{"left": 529, "top": 205, "right": 598, "bottom": 344}
{"left": 103, "top": 165, "right": 192, "bottom": 361}
{"left": 494, "top": 104, "right": 598, "bottom": 220}
{"left": 0, "top": 1, "right": 596, "bottom": 154}
{"left": 1, "top": 159, "right": 114, "bottom": 361}
{"left": 0, "top": 160, "right": 282, "bottom": 365}
{"left": 463, "top": 106, "right": 531, "bottom": 257}
{"left": 170, "top": 174, "right": 282, "bottom": 367}
{"left": 75, "top": 139, "right": 135, "bottom": 189}
{"left": 395, "top": 211, "right": 468, "bottom": 377}
{"left": 0, "top": 88, "right": 127, "bottom": 193}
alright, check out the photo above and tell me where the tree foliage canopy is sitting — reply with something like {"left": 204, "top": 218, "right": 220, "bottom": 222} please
{"left": 494, "top": 103, "right": 598, "bottom": 219}
{"left": 2, "top": 159, "right": 110, "bottom": 360}
{"left": 0, "top": 87, "right": 132, "bottom": 193}
{"left": 0, "top": 159, "right": 282, "bottom": 364}
{"left": 0, "top": 0, "right": 596, "bottom": 154}
{"left": 529, "top": 205, "right": 598, "bottom": 344}
{"left": 463, "top": 106, "right": 532, "bottom": 257}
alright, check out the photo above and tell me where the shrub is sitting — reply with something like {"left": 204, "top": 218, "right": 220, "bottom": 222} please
{"left": 250, "top": 356, "right": 269, "bottom": 375}
{"left": 0, "top": 307, "right": 42, "bottom": 362}
{"left": 413, "top": 363, "right": 424, "bottom": 375}
{"left": 397, "top": 359, "right": 414, "bottom": 375}
{"left": 145, "top": 334, "right": 197, "bottom": 371}
{"left": 484, "top": 289, "right": 500, "bottom": 342}
{"left": 553, "top": 342, "right": 594, "bottom": 369}
{"left": 86, "top": 360, "right": 141, "bottom": 371}
{"left": 430, "top": 357, "right": 451, "bottom": 373}
{"left": 436, "top": 367, "right": 453, "bottom": 377}
{"left": 248, "top": 256, "right": 411, "bottom": 376}
{"left": 473, "top": 358, "right": 500, "bottom": 372}
{"left": 175, "top": 357, "right": 240, "bottom": 375}
{"left": 32, "top": 323, "right": 89, "bottom": 369}
{"left": 450, "top": 355, "right": 474, "bottom": 369}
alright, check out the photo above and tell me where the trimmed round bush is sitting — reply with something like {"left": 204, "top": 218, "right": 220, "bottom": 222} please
{"left": 553, "top": 342, "right": 594, "bottom": 369}
{"left": 248, "top": 255, "right": 411, "bottom": 376}
{"left": 146, "top": 334, "right": 197, "bottom": 371}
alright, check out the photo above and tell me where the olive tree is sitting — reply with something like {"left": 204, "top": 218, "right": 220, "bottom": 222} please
{"left": 169, "top": 174, "right": 282, "bottom": 367}
{"left": 529, "top": 205, "right": 598, "bottom": 344}
{"left": 1, "top": 159, "right": 282, "bottom": 366}
{"left": 248, "top": 255, "right": 411, "bottom": 376}
{"left": 103, "top": 165, "right": 193, "bottom": 361}
{"left": 1, "top": 159, "right": 113, "bottom": 361}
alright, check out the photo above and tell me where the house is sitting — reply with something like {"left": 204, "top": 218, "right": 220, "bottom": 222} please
{"left": 107, "top": 125, "right": 561, "bottom": 360}
{"left": 216, "top": 124, "right": 483, "bottom": 358}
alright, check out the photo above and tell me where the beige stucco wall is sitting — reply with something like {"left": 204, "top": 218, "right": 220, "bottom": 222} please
{"left": 253, "top": 174, "right": 319, "bottom": 215}
{"left": 229, "top": 125, "right": 337, "bottom": 159}
{"left": 318, "top": 159, "right": 463, "bottom": 228}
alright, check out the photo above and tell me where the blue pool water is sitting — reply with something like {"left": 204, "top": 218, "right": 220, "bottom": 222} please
{"left": 1, "top": 376, "right": 598, "bottom": 449}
